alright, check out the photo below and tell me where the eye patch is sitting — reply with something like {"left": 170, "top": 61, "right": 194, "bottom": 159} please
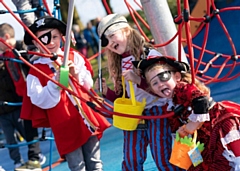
{"left": 150, "top": 71, "right": 172, "bottom": 83}
{"left": 38, "top": 30, "right": 52, "bottom": 45}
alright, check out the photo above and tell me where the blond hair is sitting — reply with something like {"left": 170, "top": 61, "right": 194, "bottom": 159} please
{"left": 106, "top": 27, "right": 154, "bottom": 94}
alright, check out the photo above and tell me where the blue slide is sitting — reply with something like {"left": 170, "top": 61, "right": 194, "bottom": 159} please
{"left": 185, "top": 0, "right": 240, "bottom": 103}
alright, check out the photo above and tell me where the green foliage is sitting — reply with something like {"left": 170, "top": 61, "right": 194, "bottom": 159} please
{"left": 167, "top": 0, "right": 181, "bottom": 17}
{"left": 125, "top": 11, "right": 153, "bottom": 39}
{"left": 90, "top": 56, "right": 114, "bottom": 91}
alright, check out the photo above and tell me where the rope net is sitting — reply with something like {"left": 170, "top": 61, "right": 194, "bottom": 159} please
{"left": 1, "top": 0, "right": 240, "bottom": 120}
{"left": 110, "top": 0, "right": 240, "bottom": 85}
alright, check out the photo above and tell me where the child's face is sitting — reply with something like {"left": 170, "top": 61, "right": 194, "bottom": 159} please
{"left": 146, "top": 67, "right": 181, "bottom": 98}
{"left": 105, "top": 29, "right": 128, "bottom": 55}
{"left": 34, "top": 28, "right": 62, "bottom": 53}
{"left": 0, "top": 35, "right": 8, "bottom": 52}
{"left": 0, "top": 41, "right": 6, "bottom": 52}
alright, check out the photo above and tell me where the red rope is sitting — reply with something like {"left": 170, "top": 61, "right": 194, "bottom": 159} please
{"left": 1, "top": 0, "right": 240, "bottom": 120}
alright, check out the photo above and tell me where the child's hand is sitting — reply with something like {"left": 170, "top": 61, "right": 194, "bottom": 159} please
{"left": 122, "top": 70, "right": 141, "bottom": 85}
{"left": 55, "top": 70, "right": 60, "bottom": 82}
{"left": 68, "top": 60, "right": 78, "bottom": 79}
{"left": 185, "top": 121, "right": 204, "bottom": 135}
{"left": 177, "top": 125, "right": 189, "bottom": 138}
{"left": 94, "top": 78, "right": 108, "bottom": 95}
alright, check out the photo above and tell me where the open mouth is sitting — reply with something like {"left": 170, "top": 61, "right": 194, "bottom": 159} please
{"left": 161, "top": 88, "right": 171, "bottom": 96}
{"left": 114, "top": 44, "right": 119, "bottom": 50}
{"left": 48, "top": 47, "right": 55, "bottom": 50}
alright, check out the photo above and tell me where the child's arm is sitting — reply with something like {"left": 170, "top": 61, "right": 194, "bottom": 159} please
{"left": 229, "top": 140, "right": 240, "bottom": 156}
{"left": 175, "top": 83, "right": 211, "bottom": 137}
{"left": 122, "top": 70, "right": 141, "bottom": 85}
{"left": 94, "top": 78, "right": 123, "bottom": 102}
{"left": 72, "top": 52, "right": 93, "bottom": 90}
{"left": 177, "top": 97, "right": 210, "bottom": 137}
{"left": 178, "top": 121, "right": 204, "bottom": 137}
{"left": 229, "top": 140, "right": 240, "bottom": 170}
{"left": 122, "top": 70, "right": 154, "bottom": 94}
{"left": 26, "top": 74, "right": 61, "bottom": 109}
{"left": 185, "top": 96, "right": 210, "bottom": 134}
{"left": 222, "top": 118, "right": 240, "bottom": 170}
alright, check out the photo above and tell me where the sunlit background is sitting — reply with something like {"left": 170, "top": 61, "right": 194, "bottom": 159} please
{"left": 0, "top": 0, "right": 141, "bottom": 40}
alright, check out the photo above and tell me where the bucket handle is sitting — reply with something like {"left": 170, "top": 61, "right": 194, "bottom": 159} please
{"left": 122, "top": 76, "right": 136, "bottom": 106}
{"left": 192, "top": 130, "right": 197, "bottom": 145}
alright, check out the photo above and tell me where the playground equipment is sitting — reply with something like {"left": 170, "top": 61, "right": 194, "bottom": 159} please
{"left": 1, "top": 0, "right": 240, "bottom": 170}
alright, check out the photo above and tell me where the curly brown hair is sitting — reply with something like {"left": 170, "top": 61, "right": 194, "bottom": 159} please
{"left": 181, "top": 72, "right": 210, "bottom": 96}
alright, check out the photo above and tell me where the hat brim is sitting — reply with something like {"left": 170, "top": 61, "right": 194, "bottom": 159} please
{"left": 100, "top": 21, "right": 129, "bottom": 47}
{"left": 24, "top": 16, "right": 66, "bottom": 45}
{"left": 132, "top": 56, "right": 189, "bottom": 77}
{"left": 104, "top": 22, "right": 129, "bottom": 36}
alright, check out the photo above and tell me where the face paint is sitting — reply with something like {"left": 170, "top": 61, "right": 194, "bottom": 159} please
{"left": 38, "top": 30, "right": 52, "bottom": 45}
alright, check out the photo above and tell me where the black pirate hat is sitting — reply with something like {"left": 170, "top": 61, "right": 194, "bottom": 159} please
{"left": 132, "top": 56, "right": 190, "bottom": 77}
{"left": 24, "top": 16, "right": 66, "bottom": 45}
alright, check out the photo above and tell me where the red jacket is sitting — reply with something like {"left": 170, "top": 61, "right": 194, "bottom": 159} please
{"left": 4, "top": 50, "right": 27, "bottom": 97}
{"left": 21, "top": 62, "right": 110, "bottom": 157}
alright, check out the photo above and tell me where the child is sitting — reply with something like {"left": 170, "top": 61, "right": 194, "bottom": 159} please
{"left": 0, "top": 23, "right": 45, "bottom": 171}
{"left": 21, "top": 16, "right": 110, "bottom": 171}
{"left": 95, "top": 13, "right": 181, "bottom": 170}
{"left": 131, "top": 56, "right": 240, "bottom": 171}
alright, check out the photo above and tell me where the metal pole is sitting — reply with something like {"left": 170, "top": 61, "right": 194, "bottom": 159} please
{"left": 98, "top": 39, "right": 103, "bottom": 94}
{"left": 140, "top": 0, "right": 188, "bottom": 63}
{"left": 62, "top": 0, "right": 75, "bottom": 67}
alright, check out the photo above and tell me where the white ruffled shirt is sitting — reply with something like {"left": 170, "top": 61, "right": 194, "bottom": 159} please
{"left": 27, "top": 49, "right": 93, "bottom": 109}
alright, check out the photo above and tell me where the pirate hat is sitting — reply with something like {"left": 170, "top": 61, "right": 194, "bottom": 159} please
{"left": 24, "top": 16, "right": 66, "bottom": 45}
{"left": 97, "top": 14, "right": 129, "bottom": 47}
{"left": 132, "top": 56, "right": 190, "bottom": 77}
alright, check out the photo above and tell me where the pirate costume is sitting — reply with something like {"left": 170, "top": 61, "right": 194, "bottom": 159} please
{"left": 132, "top": 56, "right": 240, "bottom": 171}
{"left": 98, "top": 13, "right": 182, "bottom": 171}
{"left": 21, "top": 16, "right": 110, "bottom": 166}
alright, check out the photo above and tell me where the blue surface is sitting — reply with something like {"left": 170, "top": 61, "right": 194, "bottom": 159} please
{"left": 184, "top": 0, "right": 240, "bottom": 103}
{"left": 0, "top": 126, "right": 157, "bottom": 171}
{"left": 0, "top": 128, "right": 59, "bottom": 171}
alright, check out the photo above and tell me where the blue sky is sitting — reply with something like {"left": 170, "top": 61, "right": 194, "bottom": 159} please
{"left": 0, "top": 0, "right": 140, "bottom": 40}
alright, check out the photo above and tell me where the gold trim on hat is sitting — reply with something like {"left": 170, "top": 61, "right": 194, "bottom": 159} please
{"left": 137, "top": 60, "right": 143, "bottom": 69}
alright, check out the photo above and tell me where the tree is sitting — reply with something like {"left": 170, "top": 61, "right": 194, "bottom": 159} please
{"left": 59, "top": 0, "right": 84, "bottom": 30}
